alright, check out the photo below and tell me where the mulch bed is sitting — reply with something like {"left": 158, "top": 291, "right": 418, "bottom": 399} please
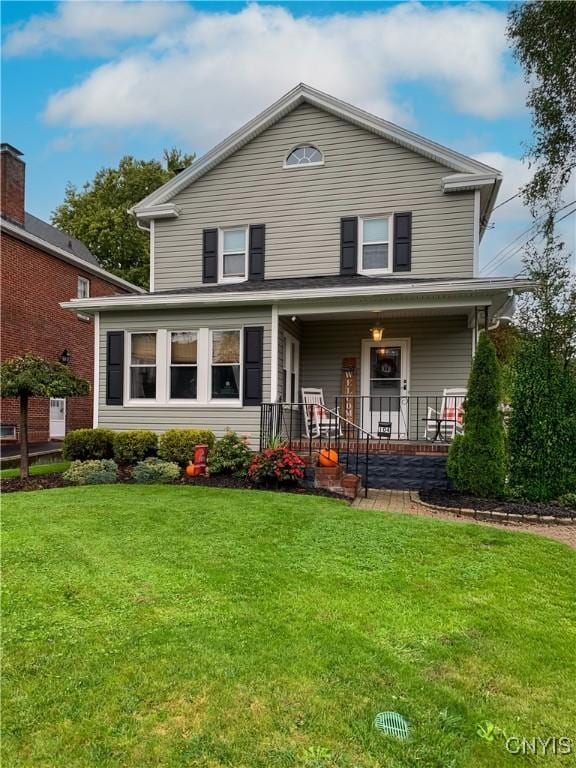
{"left": 420, "top": 489, "right": 575, "bottom": 520}
{"left": 2, "top": 471, "right": 347, "bottom": 501}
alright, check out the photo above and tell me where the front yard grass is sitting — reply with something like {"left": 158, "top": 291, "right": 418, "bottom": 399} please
{"left": 3, "top": 486, "right": 575, "bottom": 767}
{"left": 0, "top": 460, "right": 70, "bottom": 479}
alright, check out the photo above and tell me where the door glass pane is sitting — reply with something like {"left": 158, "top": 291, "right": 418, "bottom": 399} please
{"left": 171, "top": 332, "right": 197, "bottom": 363}
{"left": 363, "top": 243, "right": 389, "bottom": 270}
{"left": 369, "top": 347, "right": 401, "bottom": 411}
{"left": 223, "top": 229, "right": 245, "bottom": 252}
{"left": 370, "top": 347, "right": 400, "bottom": 378}
{"left": 131, "top": 333, "right": 156, "bottom": 365}
{"left": 212, "top": 331, "right": 240, "bottom": 363}
{"left": 364, "top": 218, "right": 388, "bottom": 242}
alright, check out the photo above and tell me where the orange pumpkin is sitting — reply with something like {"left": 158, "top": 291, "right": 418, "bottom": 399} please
{"left": 318, "top": 449, "right": 339, "bottom": 467}
{"left": 185, "top": 462, "right": 197, "bottom": 477}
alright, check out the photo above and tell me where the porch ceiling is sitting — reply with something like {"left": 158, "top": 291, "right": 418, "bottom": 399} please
{"left": 292, "top": 306, "right": 475, "bottom": 322}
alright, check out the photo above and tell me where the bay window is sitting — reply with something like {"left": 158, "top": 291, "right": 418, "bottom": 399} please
{"left": 129, "top": 332, "right": 156, "bottom": 399}
{"left": 211, "top": 330, "right": 241, "bottom": 399}
{"left": 170, "top": 331, "right": 197, "bottom": 399}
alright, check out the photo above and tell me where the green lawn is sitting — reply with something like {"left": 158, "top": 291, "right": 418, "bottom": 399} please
{"left": 3, "top": 486, "right": 575, "bottom": 768}
{"left": 0, "top": 461, "right": 70, "bottom": 479}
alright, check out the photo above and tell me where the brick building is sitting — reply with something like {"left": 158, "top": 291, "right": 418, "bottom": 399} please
{"left": 1, "top": 143, "right": 143, "bottom": 444}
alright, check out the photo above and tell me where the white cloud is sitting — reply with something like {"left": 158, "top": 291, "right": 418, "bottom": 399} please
{"left": 3, "top": 1, "right": 190, "bottom": 57}
{"left": 41, "top": 2, "right": 525, "bottom": 148}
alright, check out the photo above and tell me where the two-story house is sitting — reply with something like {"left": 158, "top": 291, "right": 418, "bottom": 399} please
{"left": 62, "top": 84, "right": 530, "bottom": 467}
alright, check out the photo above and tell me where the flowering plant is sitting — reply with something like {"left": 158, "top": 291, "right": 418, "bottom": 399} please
{"left": 248, "top": 447, "right": 305, "bottom": 486}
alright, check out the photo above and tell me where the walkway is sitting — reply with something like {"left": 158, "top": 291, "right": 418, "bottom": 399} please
{"left": 0, "top": 441, "right": 63, "bottom": 464}
{"left": 353, "top": 489, "right": 576, "bottom": 549}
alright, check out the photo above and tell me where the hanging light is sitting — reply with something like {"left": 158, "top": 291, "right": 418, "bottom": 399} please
{"left": 370, "top": 316, "right": 384, "bottom": 341}
{"left": 59, "top": 349, "right": 71, "bottom": 365}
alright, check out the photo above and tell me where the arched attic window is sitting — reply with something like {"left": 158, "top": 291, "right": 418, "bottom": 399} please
{"left": 284, "top": 144, "right": 324, "bottom": 167}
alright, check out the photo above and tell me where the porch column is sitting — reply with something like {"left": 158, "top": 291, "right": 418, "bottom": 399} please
{"left": 270, "top": 304, "right": 279, "bottom": 402}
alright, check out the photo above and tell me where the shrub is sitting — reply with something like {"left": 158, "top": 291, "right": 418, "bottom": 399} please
{"left": 113, "top": 430, "right": 158, "bottom": 465}
{"left": 63, "top": 459, "right": 118, "bottom": 485}
{"left": 158, "top": 429, "right": 215, "bottom": 465}
{"left": 447, "top": 333, "right": 506, "bottom": 498}
{"left": 557, "top": 492, "right": 576, "bottom": 511}
{"left": 132, "top": 457, "right": 180, "bottom": 484}
{"left": 208, "top": 431, "right": 252, "bottom": 477}
{"left": 508, "top": 338, "right": 576, "bottom": 501}
{"left": 62, "top": 428, "right": 115, "bottom": 461}
{"left": 248, "top": 447, "right": 305, "bottom": 487}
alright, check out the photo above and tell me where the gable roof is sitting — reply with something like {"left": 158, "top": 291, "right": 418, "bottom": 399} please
{"left": 131, "top": 82, "right": 502, "bottom": 219}
{"left": 24, "top": 213, "right": 99, "bottom": 267}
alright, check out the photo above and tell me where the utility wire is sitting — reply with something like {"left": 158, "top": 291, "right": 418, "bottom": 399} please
{"left": 491, "top": 191, "right": 521, "bottom": 212}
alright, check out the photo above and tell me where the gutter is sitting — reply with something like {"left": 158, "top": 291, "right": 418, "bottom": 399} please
{"left": 61, "top": 277, "right": 535, "bottom": 314}
{"left": 1, "top": 217, "right": 145, "bottom": 294}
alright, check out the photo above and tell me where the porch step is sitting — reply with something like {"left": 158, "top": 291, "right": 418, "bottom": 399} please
{"left": 302, "top": 461, "right": 361, "bottom": 499}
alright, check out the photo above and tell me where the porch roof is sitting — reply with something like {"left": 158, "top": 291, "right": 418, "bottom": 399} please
{"left": 61, "top": 274, "right": 533, "bottom": 314}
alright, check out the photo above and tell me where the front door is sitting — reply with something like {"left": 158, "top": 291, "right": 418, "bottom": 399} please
{"left": 49, "top": 398, "right": 66, "bottom": 439}
{"left": 361, "top": 339, "right": 409, "bottom": 438}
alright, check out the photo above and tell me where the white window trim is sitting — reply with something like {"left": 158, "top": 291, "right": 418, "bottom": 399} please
{"left": 282, "top": 331, "right": 300, "bottom": 403}
{"left": 359, "top": 215, "right": 394, "bottom": 276}
{"left": 77, "top": 275, "right": 90, "bottom": 298}
{"left": 283, "top": 144, "right": 325, "bottom": 169}
{"left": 209, "top": 328, "right": 243, "bottom": 404}
{"left": 125, "top": 330, "right": 160, "bottom": 404}
{"left": 218, "top": 226, "right": 248, "bottom": 284}
{"left": 167, "top": 329, "right": 201, "bottom": 404}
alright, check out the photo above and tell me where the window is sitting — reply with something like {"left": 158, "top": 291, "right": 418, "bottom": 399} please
{"left": 220, "top": 228, "right": 247, "bottom": 282}
{"left": 211, "top": 330, "right": 241, "bottom": 400}
{"left": 77, "top": 276, "right": 90, "bottom": 298}
{"left": 285, "top": 145, "right": 323, "bottom": 167}
{"left": 360, "top": 217, "right": 392, "bottom": 274}
{"left": 282, "top": 332, "right": 300, "bottom": 402}
{"left": 169, "top": 331, "right": 197, "bottom": 399}
{"left": 0, "top": 424, "right": 17, "bottom": 440}
{"left": 129, "top": 332, "right": 157, "bottom": 399}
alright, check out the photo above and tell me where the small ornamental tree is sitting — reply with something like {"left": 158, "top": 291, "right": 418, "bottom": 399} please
{"left": 447, "top": 333, "right": 506, "bottom": 497}
{"left": 0, "top": 355, "right": 89, "bottom": 478}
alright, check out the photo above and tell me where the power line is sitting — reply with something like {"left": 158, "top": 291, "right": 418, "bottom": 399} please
{"left": 491, "top": 191, "right": 521, "bottom": 212}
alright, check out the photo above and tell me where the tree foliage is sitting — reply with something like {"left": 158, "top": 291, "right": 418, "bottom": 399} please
{"left": 447, "top": 333, "right": 506, "bottom": 498}
{"left": 51, "top": 148, "right": 194, "bottom": 289}
{"left": 508, "top": 338, "right": 576, "bottom": 501}
{"left": 507, "top": 1, "right": 576, "bottom": 210}
{"left": 0, "top": 355, "right": 90, "bottom": 479}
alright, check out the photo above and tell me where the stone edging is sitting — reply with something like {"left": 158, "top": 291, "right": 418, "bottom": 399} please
{"left": 414, "top": 493, "right": 576, "bottom": 526}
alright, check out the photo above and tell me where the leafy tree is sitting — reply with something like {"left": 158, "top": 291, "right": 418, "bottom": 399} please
{"left": 507, "top": 1, "right": 576, "bottom": 209}
{"left": 0, "top": 355, "right": 89, "bottom": 479}
{"left": 447, "top": 333, "right": 506, "bottom": 498}
{"left": 508, "top": 338, "right": 576, "bottom": 501}
{"left": 52, "top": 148, "right": 194, "bottom": 289}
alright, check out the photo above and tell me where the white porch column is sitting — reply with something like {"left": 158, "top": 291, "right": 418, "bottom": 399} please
{"left": 270, "top": 304, "right": 279, "bottom": 402}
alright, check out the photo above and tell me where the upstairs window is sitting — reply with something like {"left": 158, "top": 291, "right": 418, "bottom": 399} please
{"left": 360, "top": 216, "right": 392, "bottom": 274}
{"left": 77, "top": 276, "right": 90, "bottom": 298}
{"left": 285, "top": 145, "right": 323, "bottom": 167}
{"left": 219, "top": 227, "right": 247, "bottom": 282}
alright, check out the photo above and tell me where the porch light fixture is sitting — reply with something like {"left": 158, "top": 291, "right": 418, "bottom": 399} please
{"left": 59, "top": 349, "right": 71, "bottom": 365}
{"left": 370, "top": 322, "right": 384, "bottom": 342}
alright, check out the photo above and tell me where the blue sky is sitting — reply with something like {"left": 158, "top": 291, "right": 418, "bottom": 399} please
{"left": 2, "top": 1, "right": 573, "bottom": 275}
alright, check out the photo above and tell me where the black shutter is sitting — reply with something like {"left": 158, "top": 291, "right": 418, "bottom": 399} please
{"left": 340, "top": 217, "right": 358, "bottom": 275}
{"left": 393, "top": 212, "right": 412, "bottom": 272}
{"left": 202, "top": 228, "right": 218, "bottom": 283}
{"left": 243, "top": 326, "right": 264, "bottom": 406}
{"left": 248, "top": 224, "right": 265, "bottom": 280}
{"left": 106, "top": 331, "right": 124, "bottom": 405}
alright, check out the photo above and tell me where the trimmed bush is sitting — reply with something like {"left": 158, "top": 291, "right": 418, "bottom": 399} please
{"left": 132, "top": 457, "right": 180, "bottom": 484}
{"left": 158, "top": 429, "right": 215, "bottom": 465}
{"left": 63, "top": 459, "right": 118, "bottom": 485}
{"left": 248, "top": 447, "right": 305, "bottom": 487}
{"left": 447, "top": 333, "right": 506, "bottom": 497}
{"left": 62, "top": 429, "right": 115, "bottom": 461}
{"left": 508, "top": 338, "right": 576, "bottom": 501}
{"left": 113, "top": 430, "right": 158, "bottom": 465}
{"left": 208, "top": 431, "right": 252, "bottom": 477}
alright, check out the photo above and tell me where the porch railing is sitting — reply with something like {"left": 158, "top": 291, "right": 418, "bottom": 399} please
{"left": 259, "top": 394, "right": 465, "bottom": 495}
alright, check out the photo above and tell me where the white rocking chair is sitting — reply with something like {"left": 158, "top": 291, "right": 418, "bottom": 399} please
{"left": 424, "top": 388, "right": 466, "bottom": 441}
{"left": 301, "top": 388, "right": 343, "bottom": 439}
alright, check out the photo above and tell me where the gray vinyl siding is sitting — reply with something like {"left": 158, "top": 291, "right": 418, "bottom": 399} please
{"left": 154, "top": 104, "right": 475, "bottom": 291}
{"left": 97, "top": 307, "right": 271, "bottom": 446}
{"left": 300, "top": 313, "right": 472, "bottom": 407}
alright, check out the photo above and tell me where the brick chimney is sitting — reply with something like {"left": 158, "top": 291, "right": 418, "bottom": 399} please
{"left": 1, "top": 143, "right": 25, "bottom": 226}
